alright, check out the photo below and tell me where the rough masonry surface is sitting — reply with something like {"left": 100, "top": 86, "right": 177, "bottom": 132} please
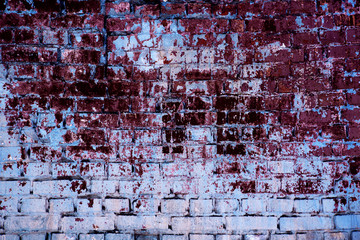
{"left": 0, "top": 0, "right": 360, "bottom": 239}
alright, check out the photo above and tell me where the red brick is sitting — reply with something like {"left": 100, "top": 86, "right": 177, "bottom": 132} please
{"left": 213, "top": 4, "right": 237, "bottom": 18}
{"left": 2, "top": 46, "right": 57, "bottom": 63}
{"left": 0, "top": 29, "right": 13, "bottom": 43}
{"left": 161, "top": 3, "right": 186, "bottom": 17}
{"left": 104, "top": 98, "right": 130, "bottom": 112}
{"left": 66, "top": 0, "right": 101, "bottom": 13}
{"left": 320, "top": 30, "right": 346, "bottom": 44}
{"left": 77, "top": 99, "right": 104, "bottom": 112}
{"left": 293, "top": 32, "right": 319, "bottom": 46}
{"left": 0, "top": 13, "right": 50, "bottom": 27}
{"left": 51, "top": 14, "right": 104, "bottom": 29}
{"left": 62, "top": 49, "right": 101, "bottom": 64}
{"left": 347, "top": 28, "right": 360, "bottom": 43}
{"left": 107, "top": 18, "right": 142, "bottom": 32}
{"left": 187, "top": 3, "right": 211, "bottom": 17}
{"left": 135, "top": 4, "right": 160, "bottom": 18}
{"left": 290, "top": 0, "right": 316, "bottom": 14}
{"left": 70, "top": 32, "right": 103, "bottom": 48}
{"left": 262, "top": 1, "right": 289, "bottom": 16}
{"left": 106, "top": 2, "right": 131, "bottom": 15}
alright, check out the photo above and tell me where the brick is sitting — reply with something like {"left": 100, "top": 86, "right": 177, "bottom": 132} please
{"left": 77, "top": 198, "right": 102, "bottom": 213}
{"left": 280, "top": 217, "right": 332, "bottom": 231}
{"left": 62, "top": 49, "right": 102, "bottom": 64}
{"left": 106, "top": 234, "right": 132, "bottom": 240}
{"left": 49, "top": 198, "right": 74, "bottom": 213}
{"left": 226, "top": 217, "right": 277, "bottom": 231}
{"left": 190, "top": 199, "right": 213, "bottom": 215}
{"left": 215, "top": 199, "right": 239, "bottom": 213}
{"left": 189, "top": 235, "right": 214, "bottom": 240}
{"left": 91, "top": 180, "right": 118, "bottom": 194}
{"left": 116, "top": 216, "right": 170, "bottom": 231}
{"left": 71, "top": 32, "right": 103, "bottom": 48}
{"left": 20, "top": 198, "right": 46, "bottom": 213}
{"left": 106, "top": 2, "right": 130, "bottom": 15}
{"left": 172, "top": 217, "right": 225, "bottom": 233}
{"left": 79, "top": 234, "right": 105, "bottom": 240}
{"left": 294, "top": 199, "right": 320, "bottom": 213}
{"left": 242, "top": 199, "right": 266, "bottom": 212}
{"left": 0, "top": 181, "right": 30, "bottom": 195}
{"left": 323, "top": 232, "right": 348, "bottom": 240}
{"left": 61, "top": 217, "right": 114, "bottom": 232}
{"left": 161, "top": 199, "right": 188, "bottom": 214}
{"left": 187, "top": 3, "right": 211, "bottom": 18}
{"left": 352, "top": 232, "right": 360, "bottom": 240}
{"left": 104, "top": 198, "right": 129, "bottom": 212}
{"left": 14, "top": 29, "right": 39, "bottom": 44}
{"left": 335, "top": 215, "right": 360, "bottom": 229}
{"left": 133, "top": 198, "right": 160, "bottom": 213}
{"left": 163, "top": 236, "right": 187, "bottom": 240}
{"left": 244, "top": 236, "right": 267, "bottom": 240}
{"left": 52, "top": 234, "right": 77, "bottom": 240}
{"left": 161, "top": 3, "right": 185, "bottom": 17}
{"left": 296, "top": 233, "right": 322, "bottom": 240}
{"left": 267, "top": 199, "right": 293, "bottom": 212}
{"left": 43, "top": 29, "right": 68, "bottom": 45}
{"left": 4, "top": 216, "right": 59, "bottom": 231}
{"left": 20, "top": 234, "right": 46, "bottom": 240}
{"left": 2, "top": 46, "right": 57, "bottom": 63}
{"left": 270, "top": 235, "right": 295, "bottom": 240}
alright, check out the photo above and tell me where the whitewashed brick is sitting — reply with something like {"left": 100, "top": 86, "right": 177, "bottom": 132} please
{"left": 294, "top": 199, "right": 320, "bottom": 213}
{"left": 270, "top": 235, "right": 295, "bottom": 240}
{"left": 323, "top": 232, "right": 347, "bottom": 240}
{"left": 215, "top": 235, "right": 242, "bottom": 240}
{"left": 105, "top": 234, "right": 132, "bottom": 240}
{"left": 267, "top": 199, "right": 293, "bottom": 212}
{"left": 296, "top": 232, "right": 322, "bottom": 240}
{"left": 24, "top": 162, "right": 50, "bottom": 178}
{"left": 244, "top": 235, "right": 268, "bottom": 240}
{"left": 0, "top": 235, "right": 19, "bottom": 240}
{"left": 21, "top": 198, "right": 46, "bottom": 213}
{"left": 91, "top": 180, "right": 118, "bottom": 194}
{"left": 352, "top": 232, "right": 360, "bottom": 240}
{"left": 49, "top": 198, "right": 74, "bottom": 213}
{"left": 133, "top": 198, "right": 160, "bottom": 213}
{"left": 190, "top": 199, "right": 213, "bottom": 215}
{"left": 51, "top": 233, "right": 77, "bottom": 240}
{"left": 280, "top": 217, "right": 332, "bottom": 231}
{"left": 189, "top": 235, "right": 214, "bottom": 240}
{"left": 21, "top": 234, "right": 46, "bottom": 240}
{"left": 116, "top": 216, "right": 170, "bottom": 231}
{"left": 242, "top": 199, "right": 266, "bottom": 212}
{"left": 172, "top": 217, "right": 225, "bottom": 233}
{"left": 0, "top": 197, "right": 18, "bottom": 212}
{"left": 79, "top": 234, "right": 105, "bottom": 240}
{"left": 215, "top": 199, "right": 239, "bottom": 213}
{"left": 162, "top": 235, "right": 187, "bottom": 240}
{"left": 4, "top": 216, "right": 59, "bottom": 231}
{"left": 335, "top": 215, "right": 360, "bottom": 229}
{"left": 61, "top": 217, "right": 114, "bottom": 232}
{"left": 0, "top": 181, "right": 30, "bottom": 195}
{"left": 226, "top": 217, "right": 277, "bottom": 231}
{"left": 161, "top": 199, "right": 188, "bottom": 214}
{"left": 104, "top": 198, "right": 130, "bottom": 212}
{"left": 77, "top": 198, "right": 102, "bottom": 213}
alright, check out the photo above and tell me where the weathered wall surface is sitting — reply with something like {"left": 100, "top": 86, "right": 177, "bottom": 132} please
{"left": 0, "top": 0, "right": 360, "bottom": 239}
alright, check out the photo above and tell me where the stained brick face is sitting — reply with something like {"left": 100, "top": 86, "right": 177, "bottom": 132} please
{"left": 0, "top": 0, "right": 359, "bottom": 239}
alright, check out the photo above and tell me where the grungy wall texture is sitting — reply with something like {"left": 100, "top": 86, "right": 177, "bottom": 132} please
{"left": 0, "top": 0, "right": 360, "bottom": 239}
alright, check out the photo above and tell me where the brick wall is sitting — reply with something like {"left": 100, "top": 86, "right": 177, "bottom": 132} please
{"left": 0, "top": 0, "right": 360, "bottom": 239}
